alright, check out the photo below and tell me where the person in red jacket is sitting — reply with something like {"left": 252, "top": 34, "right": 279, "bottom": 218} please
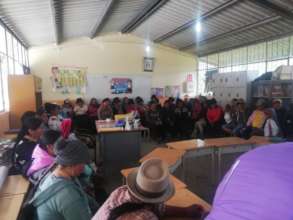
{"left": 206, "top": 98, "right": 223, "bottom": 137}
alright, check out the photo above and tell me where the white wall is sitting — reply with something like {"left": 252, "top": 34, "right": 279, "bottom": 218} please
{"left": 29, "top": 34, "right": 197, "bottom": 101}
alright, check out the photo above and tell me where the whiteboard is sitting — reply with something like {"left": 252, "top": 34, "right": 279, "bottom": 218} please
{"left": 86, "top": 74, "right": 152, "bottom": 102}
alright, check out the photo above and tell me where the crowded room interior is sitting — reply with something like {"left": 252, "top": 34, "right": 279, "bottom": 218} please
{"left": 0, "top": 0, "right": 293, "bottom": 220}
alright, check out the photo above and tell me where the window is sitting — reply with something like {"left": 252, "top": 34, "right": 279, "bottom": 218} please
{"left": 267, "top": 59, "right": 288, "bottom": 72}
{"left": 0, "top": 26, "right": 6, "bottom": 54}
{"left": 247, "top": 62, "right": 266, "bottom": 76}
{"left": 13, "top": 37, "right": 18, "bottom": 62}
{"left": 6, "top": 31, "right": 13, "bottom": 58}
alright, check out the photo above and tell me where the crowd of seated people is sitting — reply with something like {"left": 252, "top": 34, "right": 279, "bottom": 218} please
{"left": 32, "top": 95, "right": 293, "bottom": 144}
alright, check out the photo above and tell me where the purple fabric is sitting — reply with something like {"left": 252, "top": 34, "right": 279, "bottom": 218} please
{"left": 27, "top": 144, "right": 54, "bottom": 176}
{"left": 206, "top": 142, "right": 293, "bottom": 220}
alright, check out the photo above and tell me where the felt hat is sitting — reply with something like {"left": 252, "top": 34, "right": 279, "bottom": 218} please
{"left": 126, "top": 158, "right": 175, "bottom": 204}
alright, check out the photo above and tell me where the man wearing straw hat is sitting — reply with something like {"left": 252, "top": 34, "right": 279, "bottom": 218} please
{"left": 93, "top": 158, "right": 204, "bottom": 220}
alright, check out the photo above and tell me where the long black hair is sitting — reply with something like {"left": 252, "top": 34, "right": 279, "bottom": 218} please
{"left": 108, "top": 202, "right": 158, "bottom": 220}
{"left": 14, "top": 116, "right": 42, "bottom": 148}
{"left": 38, "top": 130, "right": 61, "bottom": 152}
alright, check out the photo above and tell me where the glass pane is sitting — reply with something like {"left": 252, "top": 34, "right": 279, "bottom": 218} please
{"left": 248, "top": 42, "right": 266, "bottom": 63}
{"left": 0, "top": 26, "right": 6, "bottom": 54}
{"left": 290, "top": 36, "right": 293, "bottom": 57}
{"left": 207, "top": 54, "right": 218, "bottom": 69}
{"left": 1, "top": 56, "right": 9, "bottom": 110}
{"left": 13, "top": 37, "right": 18, "bottom": 61}
{"left": 290, "top": 57, "right": 293, "bottom": 65}
{"left": 219, "top": 66, "right": 232, "bottom": 73}
{"left": 6, "top": 31, "right": 13, "bottom": 57}
{"left": 266, "top": 59, "right": 288, "bottom": 72}
{"left": 8, "top": 57, "right": 14, "bottom": 74}
{"left": 15, "top": 62, "right": 23, "bottom": 75}
{"left": 198, "top": 70, "right": 206, "bottom": 95}
{"left": 247, "top": 62, "right": 266, "bottom": 77}
{"left": 232, "top": 65, "right": 247, "bottom": 72}
{"left": 267, "top": 38, "right": 289, "bottom": 61}
{"left": 198, "top": 57, "right": 207, "bottom": 70}
{"left": 232, "top": 47, "right": 247, "bottom": 65}
{"left": 25, "top": 49, "right": 29, "bottom": 67}
{"left": 219, "top": 51, "right": 232, "bottom": 67}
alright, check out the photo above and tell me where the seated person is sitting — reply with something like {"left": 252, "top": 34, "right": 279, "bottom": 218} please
{"left": 112, "top": 97, "right": 123, "bottom": 115}
{"left": 285, "top": 103, "right": 293, "bottom": 139}
{"left": 205, "top": 142, "right": 293, "bottom": 220}
{"left": 74, "top": 98, "right": 88, "bottom": 116}
{"left": 264, "top": 109, "right": 279, "bottom": 137}
{"left": 61, "top": 99, "right": 73, "bottom": 118}
{"left": 27, "top": 130, "right": 61, "bottom": 183}
{"left": 232, "top": 99, "right": 248, "bottom": 136}
{"left": 98, "top": 98, "right": 113, "bottom": 120}
{"left": 37, "top": 107, "right": 49, "bottom": 131}
{"left": 271, "top": 99, "right": 287, "bottom": 135}
{"left": 93, "top": 158, "right": 204, "bottom": 220}
{"left": 33, "top": 139, "right": 98, "bottom": 220}
{"left": 222, "top": 104, "right": 235, "bottom": 135}
{"left": 193, "top": 98, "right": 207, "bottom": 139}
{"left": 240, "top": 99, "right": 267, "bottom": 138}
{"left": 206, "top": 99, "right": 223, "bottom": 137}
{"left": 161, "top": 100, "right": 176, "bottom": 138}
{"left": 13, "top": 116, "right": 43, "bottom": 176}
{"left": 87, "top": 98, "right": 99, "bottom": 119}
{"left": 48, "top": 104, "right": 63, "bottom": 131}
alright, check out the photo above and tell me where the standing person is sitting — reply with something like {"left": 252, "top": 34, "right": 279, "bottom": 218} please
{"left": 13, "top": 117, "right": 43, "bottom": 176}
{"left": 61, "top": 99, "right": 73, "bottom": 118}
{"left": 92, "top": 158, "right": 204, "bottom": 220}
{"left": 87, "top": 98, "right": 99, "bottom": 119}
{"left": 48, "top": 104, "right": 63, "bottom": 131}
{"left": 161, "top": 100, "right": 176, "bottom": 139}
{"left": 98, "top": 98, "right": 113, "bottom": 120}
{"left": 74, "top": 98, "right": 88, "bottom": 116}
{"left": 33, "top": 139, "right": 97, "bottom": 220}
{"left": 146, "top": 101, "right": 164, "bottom": 142}
{"left": 174, "top": 99, "right": 192, "bottom": 139}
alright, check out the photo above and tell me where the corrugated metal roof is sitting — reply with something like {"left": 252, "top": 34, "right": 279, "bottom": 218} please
{"left": 0, "top": 0, "right": 293, "bottom": 56}
{"left": 133, "top": 0, "right": 229, "bottom": 40}
{"left": 100, "top": 0, "right": 157, "bottom": 34}
{"left": 62, "top": 0, "right": 107, "bottom": 40}
{"left": 0, "top": 0, "right": 54, "bottom": 46}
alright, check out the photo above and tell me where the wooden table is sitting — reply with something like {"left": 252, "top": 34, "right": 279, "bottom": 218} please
{"left": 139, "top": 148, "right": 185, "bottom": 167}
{"left": 167, "top": 136, "right": 271, "bottom": 151}
{"left": 121, "top": 167, "right": 187, "bottom": 190}
{"left": 0, "top": 194, "right": 25, "bottom": 220}
{"left": 164, "top": 188, "right": 211, "bottom": 220}
{"left": 0, "top": 175, "right": 30, "bottom": 198}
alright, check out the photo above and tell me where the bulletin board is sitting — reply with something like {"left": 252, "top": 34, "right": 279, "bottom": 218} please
{"left": 86, "top": 74, "right": 152, "bottom": 101}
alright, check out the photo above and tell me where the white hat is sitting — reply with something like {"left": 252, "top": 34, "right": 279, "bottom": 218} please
{"left": 126, "top": 158, "right": 175, "bottom": 204}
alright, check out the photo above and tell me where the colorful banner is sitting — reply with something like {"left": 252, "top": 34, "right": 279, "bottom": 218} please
{"left": 110, "top": 78, "right": 132, "bottom": 94}
{"left": 51, "top": 66, "right": 87, "bottom": 94}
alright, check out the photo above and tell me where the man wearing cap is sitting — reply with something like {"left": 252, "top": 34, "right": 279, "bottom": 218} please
{"left": 93, "top": 158, "right": 204, "bottom": 220}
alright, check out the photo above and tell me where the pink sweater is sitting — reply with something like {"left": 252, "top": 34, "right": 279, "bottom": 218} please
{"left": 27, "top": 144, "right": 54, "bottom": 176}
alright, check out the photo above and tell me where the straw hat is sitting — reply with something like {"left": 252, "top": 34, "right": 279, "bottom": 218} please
{"left": 126, "top": 158, "right": 175, "bottom": 204}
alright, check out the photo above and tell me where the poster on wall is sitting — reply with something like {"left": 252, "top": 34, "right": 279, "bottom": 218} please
{"left": 165, "top": 85, "right": 180, "bottom": 98}
{"left": 110, "top": 78, "right": 132, "bottom": 94}
{"left": 151, "top": 88, "right": 164, "bottom": 97}
{"left": 51, "top": 66, "right": 87, "bottom": 94}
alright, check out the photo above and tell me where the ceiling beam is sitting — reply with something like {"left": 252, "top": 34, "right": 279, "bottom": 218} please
{"left": 154, "top": 0, "right": 240, "bottom": 43}
{"left": 90, "top": 0, "right": 117, "bottom": 39}
{"left": 50, "top": 0, "right": 63, "bottom": 44}
{"left": 180, "top": 15, "right": 281, "bottom": 51}
{"left": 249, "top": 0, "right": 293, "bottom": 20}
{"left": 121, "top": 0, "right": 169, "bottom": 33}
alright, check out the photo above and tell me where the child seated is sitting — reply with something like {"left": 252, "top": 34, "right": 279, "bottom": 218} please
{"left": 48, "top": 104, "right": 63, "bottom": 131}
{"left": 222, "top": 104, "right": 235, "bottom": 135}
{"left": 264, "top": 109, "right": 279, "bottom": 137}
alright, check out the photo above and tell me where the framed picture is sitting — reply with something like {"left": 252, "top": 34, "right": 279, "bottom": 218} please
{"left": 144, "top": 57, "right": 155, "bottom": 72}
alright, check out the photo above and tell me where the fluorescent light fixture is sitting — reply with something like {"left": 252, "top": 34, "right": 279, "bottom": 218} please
{"left": 195, "top": 21, "right": 201, "bottom": 32}
{"left": 145, "top": 45, "right": 150, "bottom": 53}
